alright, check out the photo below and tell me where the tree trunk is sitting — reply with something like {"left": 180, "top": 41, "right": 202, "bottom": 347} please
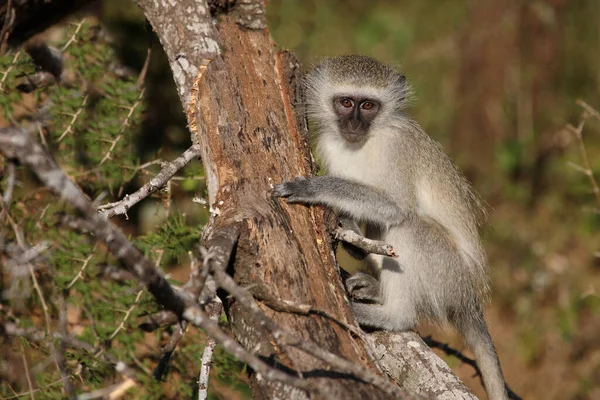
{"left": 190, "top": 15, "right": 392, "bottom": 400}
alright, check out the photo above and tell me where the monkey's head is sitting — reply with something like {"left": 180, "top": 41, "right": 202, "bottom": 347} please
{"left": 305, "top": 55, "right": 410, "bottom": 144}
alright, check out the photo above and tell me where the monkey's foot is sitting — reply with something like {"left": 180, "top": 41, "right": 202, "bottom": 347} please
{"left": 345, "top": 272, "right": 380, "bottom": 303}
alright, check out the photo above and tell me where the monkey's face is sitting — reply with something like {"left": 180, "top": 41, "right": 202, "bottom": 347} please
{"left": 332, "top": 96, "right": 380, "bottom": 143}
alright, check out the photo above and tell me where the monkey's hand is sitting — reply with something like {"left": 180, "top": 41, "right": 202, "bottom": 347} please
{"left": 346, "top": 272, "right": 381, "bottom": 304}
{"left": 273, "top": 177, "right": 318, "bottom": 204}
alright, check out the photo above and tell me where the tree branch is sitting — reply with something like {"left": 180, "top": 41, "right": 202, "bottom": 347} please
{"left": 333, "top": 227, "right": 398, "bottom": 258}
{"left": 97, "top": 144, "right": 202, "bottom": 218}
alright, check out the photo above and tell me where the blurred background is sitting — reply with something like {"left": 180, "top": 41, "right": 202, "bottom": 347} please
{"left": 1, "top": 0, "right": 599, "bottom": 399}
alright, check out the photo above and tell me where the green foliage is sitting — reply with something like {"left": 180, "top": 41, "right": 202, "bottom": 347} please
{"left": 135, "top": 212, "right": 203, "bottom": 267}
{"left": 41, "top": 21, "right": 143, "bottom": 198}
{"left": 0, "top": 12, "right": 240, "bottom": 400}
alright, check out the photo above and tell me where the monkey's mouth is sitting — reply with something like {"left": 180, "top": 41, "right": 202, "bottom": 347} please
{"left": 341, "top": 130, "right": 368, "bottom": 143}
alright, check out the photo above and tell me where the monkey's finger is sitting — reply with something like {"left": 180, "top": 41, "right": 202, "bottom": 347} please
{"left": 273, "top": 181, "right": 296, "bottom": 201}
{"left": 272, "top": 183, "right": 293, "bottom": 198}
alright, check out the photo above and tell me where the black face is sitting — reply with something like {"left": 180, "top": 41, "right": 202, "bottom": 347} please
{"left": 333, "top": 96, "right": 381, "bottom": 143}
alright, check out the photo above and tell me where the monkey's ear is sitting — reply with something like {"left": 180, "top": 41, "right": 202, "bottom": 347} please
{"left": 393, "top": 73, "right": 407, "bottom": 89}
{"left": 392, "top": 73, "right": 412, "bottom": 107}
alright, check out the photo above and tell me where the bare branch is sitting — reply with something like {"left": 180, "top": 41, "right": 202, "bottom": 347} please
{"left": 97, "top": 144, "right": 202, "bottom": 218}
{"left": 333, "top": 227, "right": 398, "bottom": 258}
{"left": 0, "top": 124, "right": 338, "bottom": 398}
{"left": 58, "top": 295, "right": 76, "bottom": 399}
{"left": 139, "top": 310, "right": 179, "bottom": 332}
{"left": 1, "top": 160, "right": 16, "bottom": 211}
{"left": 198, "top": 297, "right": 223, "bottom": 400}
{"left": 19, "top": 342, "right": 35, "bottom": 400}
{"left": 153, "top": 320, "right": 187, "bottom": 381}
{"left": 0, "top": 124, "right": 186, "bottom": 317}
{"left": 182, "top": 304, "right": 321, "bottom": 397}
{"left": 567, "top": 105, "right": 600, "bottom": 205}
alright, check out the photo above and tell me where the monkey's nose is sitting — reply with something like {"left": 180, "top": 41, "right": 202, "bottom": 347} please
{"left": 348, "top": 119, "right": 361, "bottom": 130}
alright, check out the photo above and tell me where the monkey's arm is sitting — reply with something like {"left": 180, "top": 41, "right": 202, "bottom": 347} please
{"left": 273, "top": 176, "right": 404, "bottom": 227}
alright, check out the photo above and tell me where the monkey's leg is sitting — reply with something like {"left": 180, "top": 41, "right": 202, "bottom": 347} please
{"left": 351, "top": 302, "right": 417, "bottom": 331}
{"left": 345, "top": 272, "right": 380, "bottom": 303}
{"left": 273, "top": 176, "right": 403, "bottom": 226}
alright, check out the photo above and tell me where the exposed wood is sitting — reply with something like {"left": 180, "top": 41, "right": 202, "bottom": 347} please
{"left": 190, "top": 13, "right": 392, "bottom": 399}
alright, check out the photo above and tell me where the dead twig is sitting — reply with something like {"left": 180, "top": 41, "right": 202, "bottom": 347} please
{"left": 97, "top": 144, "right": 202, "bottom": 218}
{"left": 0, "top": 125, "right": 328, "bottom": 397}
{"left": 333, "top": 227, "right": 397, "bottom": 258}
{"left": 198, "top": 297, "right": 223, "bottom": 400}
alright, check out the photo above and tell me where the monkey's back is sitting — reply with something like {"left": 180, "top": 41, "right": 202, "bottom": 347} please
{"left": 391, "top": 120, "right": 490, "bottom": 304}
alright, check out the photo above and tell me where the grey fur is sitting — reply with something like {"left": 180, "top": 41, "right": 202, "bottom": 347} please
{"left": 345, "top": 272, "right": 381, "bottom": 303}
{"left": 274, "top": 55, "right": 507, "bottom": 400}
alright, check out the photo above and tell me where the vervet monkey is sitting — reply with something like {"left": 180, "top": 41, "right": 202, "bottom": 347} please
{"left": 274, "top": 55, "right": 508, "bottom": 400}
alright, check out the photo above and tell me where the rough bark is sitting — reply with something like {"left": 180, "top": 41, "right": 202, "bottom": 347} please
{"left": 187, "top": 15, "right": 389, "bottom": 400}
{"left": 367, "top": 332, "right": 478, "bottom": 400}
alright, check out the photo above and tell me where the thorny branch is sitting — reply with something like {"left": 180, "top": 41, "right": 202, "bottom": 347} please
{"left": 97, "top": 144, "right": 202, "bottom": 218}
{"left": 566, "top": 100, "right": 600, "bottom": 206}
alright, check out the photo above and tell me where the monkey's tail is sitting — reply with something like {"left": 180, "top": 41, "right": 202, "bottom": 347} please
{"left": 456, "top": 310, "right": 508, "bottom": 400}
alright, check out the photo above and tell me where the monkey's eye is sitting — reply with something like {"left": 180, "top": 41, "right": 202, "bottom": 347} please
{"left": 361, "top": 101, "right": 374, "bottom": 111}
{"left": 340, "top": 99, "right": 354, "bottom": 108}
